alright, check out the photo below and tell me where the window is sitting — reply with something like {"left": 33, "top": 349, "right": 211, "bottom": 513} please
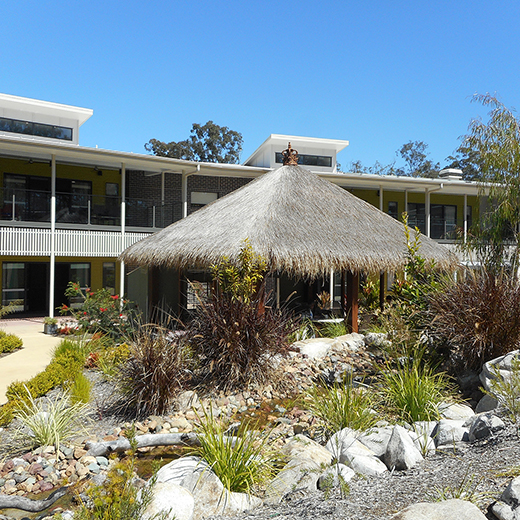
{"left": 103, "top": 262, "right": 116, "bottom": 295}
{"left": 431, "top": 204, "right": 457, "bottom": 239}
{"left": 69, "top": 263, "right": 91, "bottom": 308}
{"left": 407, "top": 203, "right": 426, "bottom": 234}
{"left": 388, "top": 201, "right": 398, "bottom": 219}
{"left": 275, "top": 152, "right": 332, "bottom": 167}
{"left": 0, "top": 116, "right": 72, "bottom": 141}
{"left": 2, "top": 263, "right": 25, "bottom": 311}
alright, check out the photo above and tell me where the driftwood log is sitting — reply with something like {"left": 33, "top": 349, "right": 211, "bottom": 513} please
{"left": 0, "top": 486, "right": 68, "bottom": 512}
{"left": 85, "top": 433, "right": 201, "bottom": 457}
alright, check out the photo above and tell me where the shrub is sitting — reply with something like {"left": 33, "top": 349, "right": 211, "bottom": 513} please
{"left": 69, "top": 372, "right": 92, "bottom": 405}
{"left": 189, "top": 296, "right": 295, "bottom": 391}
{"left": 13, "top": 388, "right": 89, "bottom": 452}
{"left": 318, "top": 320, "right": 347, "bottom": 339}
{"left": 378, "top": 356, "right": 454, "bottom": 423}
{"left": 191, "top": 407, "right": 278, "bottom": 494}
{"left": 485, "top": 355, "right": 520, "bottom": 424}
{"left": 75, "top": 431, "right": 168, "bottom": 520}
{"left": 116, "top": 325, "right": 194, "bottom": 416}
{"left": 60, "top": 282, "right": 135, "bottom": 340}
{"left": 97, "top": 343, "right": 131, "bottom": 378}
{"left": 428, "top": 269, "right": 520, "bottom": 370}
{"left": 0, "top": 337, "right": 90, "bottom": 426}
{"left": 0, "top": 333, "right": 23, "bottom": 353}
{"left": 305, "top": 373, "right": 378, "bottom": 438}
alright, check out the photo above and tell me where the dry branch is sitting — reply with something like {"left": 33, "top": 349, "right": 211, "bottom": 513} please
{"left": 0, "top": 486, "right": 68, "bottom": 512}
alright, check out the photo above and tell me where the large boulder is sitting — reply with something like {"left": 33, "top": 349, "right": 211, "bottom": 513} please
{"left": 490, "top": 475, "right": 520, "bottom": 520}
{"left": 317, "top": 463, "right": 355, "bottom": 490}
{"left": 331, "top": 333, "right": 366, "bottom": 352}
{"left": 282, "top": 434, "right": 332, "bottom": 466}
{"left": 382, "top": 425, "right": 423, "bottom": 471}
{"left": 155, "top": 456, "right": 261, "bottom": 520}
{"left": 480, "top": 350, "right": 520, "bottom": 392}
{"left": 264, "top": 457, "right": 322, "bottom": 504}
{"left": 293, "top": 338, "right": 335, "bottom": 359}
{"left": 432, "top": 420, "right": 469, "bottom": 448}
{"left": 357, "top": 426, "right": 394, "bottom": 458}
{"left": 391, "top": 498, "right": 487, "bottom": 519}
{"left": 142, "top": 482, "right": 194, "bottom": 520}
{"left": 467, "top": 412, "right": 505, "bottom": 441}
{"left": 438, "top": 402, "right": 475, "bottom": 421}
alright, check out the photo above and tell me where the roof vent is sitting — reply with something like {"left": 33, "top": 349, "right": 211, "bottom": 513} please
{"left": 439, "top": 168, "right": 463, "bottom": 180}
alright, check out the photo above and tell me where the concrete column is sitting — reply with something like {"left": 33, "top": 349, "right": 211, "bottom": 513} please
{"left": 48, "top": 155, "right": 56, "bottom": 317}
{"left": 464, "top": 194, "right": 468, "bottom": 244}
{"left": 425, "top": 188, "right": 431, "bottom": 237}
{"left": 120, "top": 163, "right": 126, "bottom": 300}
{"left": 379, "top": 185, "right": 384, "bottom": 211}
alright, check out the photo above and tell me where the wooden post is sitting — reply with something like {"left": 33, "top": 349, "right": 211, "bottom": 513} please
{"left": 340, "top": 271, "right": 346, "bottom": 316}
{"left": 379, "top": 271, "right": 385, "bottom": 311}
{"left": 346, "top": 271, "right": 359, "bottom": 333}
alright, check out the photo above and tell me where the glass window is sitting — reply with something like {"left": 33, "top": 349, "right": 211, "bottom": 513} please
{"left": 0, "top": 116, "right": 73, "bottom": 141}
{"left": 103, "top": 262, "right": 116, "bottom": 295}
{"left": 388, "top": 201, "right": 398, "bottom": 219}
{"left": 2, "top": 263, "right": 25, "bottom": 311}
{"left": 407, "top": 203, "right": 426, "bottom": 234}
{"left": 69, "top": 263, "right": 91, "bottom": 309}
{"left": 275, "top": 152, "right": 332, "bottom": 167}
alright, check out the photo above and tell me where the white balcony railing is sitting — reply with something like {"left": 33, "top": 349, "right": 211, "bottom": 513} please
{"left": 0, "top": 228, "right": 151, "bottom": 257}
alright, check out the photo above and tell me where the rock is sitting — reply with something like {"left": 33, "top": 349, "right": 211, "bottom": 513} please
{"left": 476, "top": 394, "right": 498, "bottom": 413}
{"left": 142, "top": 481, "right": 194, "bottom": 520}
{"left": 432, "top": 420, "right": 469, "bottom": 447}
{"left": 357, "top": 426, "right": 394, "bottom": 458}
{"left": 480, "top": 350, "right": 520, "bottom": 392}
{"left": 439, "top": 402, "right": 475, "bottom": 420}
{"left": 293, "top": 338, "right": 335, "bottom": 359}
{"left": 317, "top": 463, "right": 355, "bottom": 490}
{"left": 282, "top": 435, "right": 332, "bottom": 466}
{"left": 325, "top": 427, "right": 358, "bottom": 460}
{"left": 177, "top": 391, "right": 200, "bottom": 412}
{"left": 264, "top": 458, "right": 322, "bottom": 504}
{"left": 383, "top": 425, "right": 423, "bottom": 470}
{"left": 155, "top": 456, "right": 258, "bottom": 520}
{"left": 490, "top": 475, "right": 520, "bottom": 520}
{"left": 392, "top": 498, "right": 487, "bottom": 519}
{"left": 348, "top": 453, "right": 388, "bottom": 477}
{"left": 332, "top": 333, "right": 366, "bottom": 352}
{"left": 468, "top": 413, "right": 505, "bottom": 441}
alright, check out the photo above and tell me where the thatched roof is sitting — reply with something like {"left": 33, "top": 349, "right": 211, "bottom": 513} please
{"left": 120, "top": 164, "right": 458, "bottom": 277}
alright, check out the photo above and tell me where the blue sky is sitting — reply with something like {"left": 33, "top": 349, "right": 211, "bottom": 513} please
{"left": 2, "top": 0, "right": 519, "bottom": 170}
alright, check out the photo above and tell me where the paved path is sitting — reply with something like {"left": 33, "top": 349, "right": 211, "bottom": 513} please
{"left": 0, "top": 317, "right": 62, "bottom": 404}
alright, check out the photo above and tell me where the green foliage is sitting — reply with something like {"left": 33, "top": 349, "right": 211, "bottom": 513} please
{"left": 191, "top": 407, "right": 278, "bottom": 494}
{"left": 60, "top": 282, "right": 134, "bottom": 340}
{"left": 0, "top": 333, "right": 23, "bottom": 353}
{"left": 460, "top": 94, "right": 520, "bottom": 273}
{"left": 318, "top": 320, "right": 347, "bottom": 339}
{"left": 485, "top": 355, "right": 520, "bottom": 424}
{"left": 69, "top": 371, "right": 92, "bottom": 405}
{"left": 0, "top": 337, "right": 90, "bottom": 426}
{"left": 116, "top": 325, "right": 194, "bottom": 416}
{"left": 305, "top": 373, "right": 378, "bottom": 438}
{"left": 97, "top": 342, "right": 131, "bottom": 378}
{"left": 145, "top": 120, "right": 243, "bottom": 164}
{"left": 75, "top": 432, "right": 168, "bottom": 520}
{"left": 428, "top": 269, "right": 520, "bottom": 370}
{"left": 379, "top": 355, "right": 454, "bottom": 423}
{"left": 395, "top": 140, "right": 440, "bottom": 178}
{"left": 13, "top": 388, "right": 89, "bottom": 452}
{"left": 210, "top": 239, "right": 267, "bottom": 303}
{"left": 360, "top": 278, "right": 380, "bottom": 312}
{"left": 290, "top": 317, "right": 317, "bottom": 342}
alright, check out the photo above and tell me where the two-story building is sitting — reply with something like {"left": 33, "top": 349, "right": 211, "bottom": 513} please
{"left": 0, "top": 94, "right": 480, "bottom": 317}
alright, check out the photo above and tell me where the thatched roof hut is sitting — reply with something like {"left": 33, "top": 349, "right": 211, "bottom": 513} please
{"left": 121, "top": 164, "right": 457, "bottom": 277}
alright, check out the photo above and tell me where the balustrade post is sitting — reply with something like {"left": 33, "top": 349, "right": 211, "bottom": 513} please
{"left": 11, "top": 194, "right": 15, "bottom": 221}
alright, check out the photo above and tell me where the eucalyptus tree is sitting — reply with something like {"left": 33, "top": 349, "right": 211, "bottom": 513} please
{"left": 145, "top": 121, "right": 243, "bottom": 164}
{"left": 461, "top": 93, "right": 520, "bottom": 273}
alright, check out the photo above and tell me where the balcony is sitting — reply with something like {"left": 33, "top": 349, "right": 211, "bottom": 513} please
{"left": 402, "top": 216, "right": 469, "bottom": 241}
{"left": 0, "top": 188, "right": 180, "bottom": 229}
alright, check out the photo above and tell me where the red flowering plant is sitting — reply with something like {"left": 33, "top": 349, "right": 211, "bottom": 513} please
{"left": 60, "top": 282, "right": 135, "bottom": 340}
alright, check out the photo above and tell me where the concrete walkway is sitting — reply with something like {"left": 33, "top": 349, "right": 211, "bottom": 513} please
{"left": 0, "top": 317, "right": 62, "bottom": 404}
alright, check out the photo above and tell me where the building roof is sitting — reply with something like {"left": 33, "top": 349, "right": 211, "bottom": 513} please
{"left": 121, "top": 163, "right": 458, "bottom": 277}
{"left": 0, "top": 93, "right": 93, "bottom": 126}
